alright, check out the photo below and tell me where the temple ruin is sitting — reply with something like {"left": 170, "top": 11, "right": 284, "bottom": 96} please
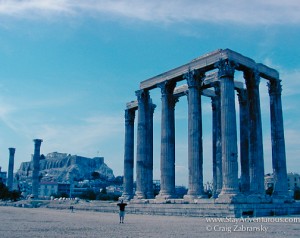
{"left": 121, "top": 49, "right": 300, "bottom": 216}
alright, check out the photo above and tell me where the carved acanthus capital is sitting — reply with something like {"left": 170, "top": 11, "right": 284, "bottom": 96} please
{"left": 236, "top": 88, "right": 248, "bottom": 106}
{"left": 135, "top": 89, "right": 149, "bottom": 104}
{"left": 244, "top": 69, "right": 260, "bottom": 88}
{"left": 183, "top": 69, "right": 205, "bottom": 88}
{"left": 267, "top": 79, "right": 282, "bottom": 96}
{"left": 157, "top": 81, "right": 176, "bottom": 97}
{"left": 149, "top": 103, "right": 157, "bottom": 115}
{"left": 172, "top": 96, "right": 180, "bottom": 107}
{"left": 125, "top": 109, "right": 135, "bottom": 125}
{"left": 212, "top": 81, "right": 221, "bottom": 96}
{"left": 216, "top": 59, "right": 236, "bottom": 79}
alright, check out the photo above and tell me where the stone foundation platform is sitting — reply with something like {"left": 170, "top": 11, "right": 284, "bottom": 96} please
{"left": 42, "top": 200, "right": 300, "bottom": 218}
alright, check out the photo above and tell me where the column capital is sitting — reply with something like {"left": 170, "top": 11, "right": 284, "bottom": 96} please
{"left": 8, "top": 148, "right": 16, "bottom": 154}
{"left": 237, "top": 88, "right": 248, "bottom": 106}
{"left": 135, "top": 89, "right": 149, "bottom": 101}
{"left": 33, "top": 139, "right": 43, "bottom": 146}
{"left": 183, "top": 69, "right": 205, "bottom": 88}
{"left": 267, "top": 79, "right": 282, "bottom": 96}
{"left": 244, "top": 69, "right": 260, "bottom": 87}
{"left": 149, "top": 103, "right": 157, "bottom": 114}
{"left": 158, "top": 81, "right": 177, "bottom": 107}
{"left": 125, "top": 109, "right": 135, "bottom": 125}
{"left": 157, "top": 81, "right": 176, "bottom": 96}
{"left": 216, "top": 59, "right": 237, "bottom": 79}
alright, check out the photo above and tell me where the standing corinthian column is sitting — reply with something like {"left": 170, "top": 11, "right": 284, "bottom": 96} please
{"left": 268, "top": 79, "right": 289, "bottom": 199}
{"left": 32, "top": 139, "right": 42, "bottom": 199}
{"left": 237, "top": 88, "right": 250, "bottom": 194}
{"left": 134, "top": 90, "right": 149, "bottom": 199}
{"left": 183, "top": 69, "right": 205, "bottom": 200}
{"left": 156, "top": 80, "right": 177, "bottom": 199}
{"left": 146, "top": 102, "right": 156, "bottom": 199}
{"left": 212, "top": 84, "right": 222, "bottom": 198}
{"left": 7, "top": 148, "right": 16, "bottom": 190}
{"left": 216, "top": 60, "right": 240, "bottom": 203}
{"left": 122, "top": 108, "right": 136, "bottom": 200}
{"left": 244, "top": 69, "right": 265, "bottom": 197}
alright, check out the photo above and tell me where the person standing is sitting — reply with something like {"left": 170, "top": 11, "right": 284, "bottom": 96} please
{"left": 117, "top": 200, "right": 127, "bottom": 223}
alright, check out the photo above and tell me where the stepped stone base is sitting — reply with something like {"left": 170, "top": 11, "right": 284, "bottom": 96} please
{"left": 43, "top": 200, "right": 300, "bottom": 218}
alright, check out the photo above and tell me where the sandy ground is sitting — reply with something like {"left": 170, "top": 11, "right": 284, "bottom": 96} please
{"left": 0, "top": 206, "right": 300, "bottom": 238}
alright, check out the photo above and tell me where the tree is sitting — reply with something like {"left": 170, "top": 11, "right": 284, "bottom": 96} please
{"left": 0, "top": 182, "right": 21, "bottom": 201}
{"left": 0, "top": 182, "right": 9, "bottom": 200}
{"left": 114, "top": 176, "right": 123, "bottom": 185}
{"left": 79, "top": 189, "right": 97, "bottom": 200}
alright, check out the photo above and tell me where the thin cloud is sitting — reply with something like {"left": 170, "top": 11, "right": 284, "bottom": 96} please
{"left": 0, "top": 0, "right": 299, "bottom": 25}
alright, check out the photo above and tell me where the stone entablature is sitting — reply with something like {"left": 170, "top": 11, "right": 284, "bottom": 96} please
{"left": 140, "top": 49, "right": 278, "bottom": 90}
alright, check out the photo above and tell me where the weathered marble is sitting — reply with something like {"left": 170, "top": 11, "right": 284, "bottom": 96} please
{"left": 141, "top": 49, "right": 278, "bottom": 90}
{"left": 216, "top": 60, "right": 240, "bottom": 202}
{"left": 135, "top": 90, "right": 149, "bottom": 199}
{"left": 146, "top": 102, "right": 156, "bottom": 199}
{"left": 126, "top": 49, "right": 289, "bottom": 207}
{"left": 156, "top": 81, "right": 177, "bottom": 199}
{"left": 237, "top": 88, "right": 250, "bottom": 193}
{"left": 32, "top": 139, "right": 42, "bottom": 199}
{"left": 183, "top": 69, "right": 205, "bottom": 200}
{"left": 244, "top": 70, "right": 265, "bottom": 196}
{"left": 211, "top": 84, "right": 222, "bottom": 197}
{"left": 122, "top": 108, "right": 136, "bottom": 200}
{"left": 7, "top": 148, "right": 15, "bottom": 190}
{"left": 268, "top": 79, "right": 289, "bottom": 199}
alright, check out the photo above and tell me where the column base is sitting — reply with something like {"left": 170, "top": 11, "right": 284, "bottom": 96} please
{"left": 183, "top": 194, "right": 208, "bottom": 203}
{"left": 119, "top": 193, "right": 133, "bottom": 201}
{"left": 155, "top": 192, "right": 177, "bottom": 203}
{"left": 246, "top": 194, "right": 272, "bottom": 204}
{"left": 271, "top": 194, "right": 294, "bottom": 204}
{"left": 133, "top": 191, "right": 146, "bottom": 200}
{"left": 215, "top": 193, "right": 246, "bottom": 204}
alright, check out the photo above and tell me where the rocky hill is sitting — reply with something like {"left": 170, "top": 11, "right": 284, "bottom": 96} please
{"left": 16, "top": 152, "right": 115, "bottom": 183}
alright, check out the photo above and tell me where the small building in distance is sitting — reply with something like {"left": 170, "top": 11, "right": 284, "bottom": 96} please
{"left": 39, "top": 181, "right": 71, "bottom": 198}
{"left": 287, "top": 173, "right": 300, "bottom": 191}
{"left": 264, "top": 172, "right": 300, "bottom": 191}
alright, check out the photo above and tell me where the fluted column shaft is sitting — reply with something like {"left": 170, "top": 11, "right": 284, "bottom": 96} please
{"left": 268, "top": 79, "right": 288, "bottom": 196}
{"left": 184, "top": 70, "right": 204, "bottom": 198}
{"left": 32, "top": 139, "right": 42, "bottom": 199}
{"left": 146, "top": 102, "right": 156, "bottom": 198}
{"left": 135, "top": 90, "right": 149, "bottom": 199}
{"left": 217, "top": 60, "right": 239, "bottom": 195}
{"left": 244, "top": 70, "right": 265, "bottom": 194}
{"left": 212, "top": 85, "right": 222, "bottom": 197}
{"left": 7, "top": 148, "right": 16, "bottom": 190}
{"left": 237, "top": 89, "right": 250, "bottom": 193}
{"left": 122, "top": 108, "right": 136, "bottom": 200}
{"left": 157, "top": 81, "right": 176, "bottom": 198}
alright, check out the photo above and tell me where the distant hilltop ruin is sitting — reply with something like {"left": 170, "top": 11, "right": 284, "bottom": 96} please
{"left": 16, "top": 152, "right": 115, "bottom": 183}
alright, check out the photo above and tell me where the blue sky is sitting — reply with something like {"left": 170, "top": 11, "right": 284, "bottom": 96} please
{"left": 0, "top": 0, "right": 299, "bottom": 186}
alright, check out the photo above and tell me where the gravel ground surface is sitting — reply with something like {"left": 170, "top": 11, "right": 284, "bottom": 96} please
{"left": 0, "top": 206, "right": 300, "bottom": 238}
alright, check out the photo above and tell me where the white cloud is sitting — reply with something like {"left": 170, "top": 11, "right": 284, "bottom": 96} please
{"left": 0, "top": 0, "right": 299, "bottom": 25}
{"left": 281, "top": 70, "right": 300, "bottom": 97}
